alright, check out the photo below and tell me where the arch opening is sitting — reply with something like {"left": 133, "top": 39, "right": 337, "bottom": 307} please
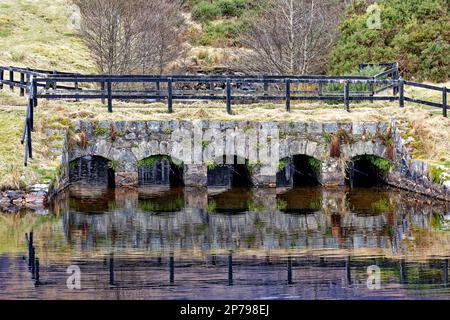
{"left": 347, "top": 155, "right": 390, "bottom": 188}
{"left": 207, "top": 156, "right": 253, "bottom": 188}
{"left": 137, "top": 155, "right": 184, "bottom": 187}
{"left": 69, "top": 156, "right": 115, "bottom": 189}
{"left": 277, "top": 155, "right": 321, "bottom": 187}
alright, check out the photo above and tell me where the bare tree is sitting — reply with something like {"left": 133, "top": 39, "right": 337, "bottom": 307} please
{"left": 138, "top": 0, "right": 186, "bottom": 75}
{"left": 236, "top": 0, "right": 346, "bottom": 75}
{"left": 74, "top": 0, "right": 185, "bottom": 75}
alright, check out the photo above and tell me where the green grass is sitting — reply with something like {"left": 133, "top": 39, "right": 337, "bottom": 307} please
{"left": 0, "top": 0, "right": 93, "bottom": 73}
{"left": 0, "top": 106, "right": 67, "bottom": 190}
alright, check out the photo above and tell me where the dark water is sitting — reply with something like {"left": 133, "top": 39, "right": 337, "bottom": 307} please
{"left": 0, "top": 186, "right": 449, "bottom": 300}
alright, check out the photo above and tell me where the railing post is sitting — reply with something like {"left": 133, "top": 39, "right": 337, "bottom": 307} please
{"left": 0, "top": 67, "right": 3, "bottom": 90}
{"left": 9, "top": 69, "right": 14, "bottom": 91}
{"left": 20, "top": 72, "right": 25, "bottom": 96}
{"left": 25, "top": 71, "right": 30, "bottom": 94}
{"left": 393, "top": 62, "right": 399, "bottom": 95}
{"left": 344, "top": 81, "right": 350, "bottom": 112}
{"left": 101, "top": 81, "right": 105, "bottom": 104}
{"left": 33, "top": 79, "right": 38, "bottom": 108}
{"left": 156, "top": 79, "right": 161, "bottom": 102}
{"left": 226, "top": 78, "right": 232, "bottom": 115}
{"left": 107, "top": 80, "right": 112, "bottom": 113}
{"left": 75, "top": 82, "right": 79, "bottom": 102}
{"left": 399, "top": 78, "right": 404, "bottom": 108}
{"left": 263, "top": 75, "right": 268, "bottom": 96}
{"left": 369, "top": 77, "right": 374, "bottom": 103}
{"left": 167, "top": 77, "right": 173, "bottom": 113}
{"left": 443, "top": 87, "right": 447, "bottom": 118}
{"left": 285, "top": 78, "right": 291, "bottom": 112}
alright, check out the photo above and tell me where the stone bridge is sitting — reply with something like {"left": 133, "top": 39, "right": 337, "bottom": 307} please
{"left": 63, "top": 120, "right": 390, "bottom": 188}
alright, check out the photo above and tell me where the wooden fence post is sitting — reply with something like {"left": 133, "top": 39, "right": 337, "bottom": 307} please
{"left": 107, "top": 80, "right": 112, "bottom": 112}
{"left": 443, "top": 87, "right": 447, "bottom": 118}
{"left": 285, "top": 78, "right": 291, "bottom": 112}
{"left": 263, "top": 75, "right": 268, "bottom": 96}
{"left": 33, "top": 79, "right": 38, "bottom": 108}
{"left": 9, "top": 69, "right": 14, "bottom": 91}
{"left": 20, "top": 72, "right": 25, "bottom": 96}
{"left": 167, "top": 77, "right": 173, "bottom": 113}
{"left": 0, "top": 68, "right": 3, "bottom": 90}
{"left": 226, "top": 78, "right": 232, "bottom": 114}
{"left": 101, "top": 81, "right": 105, "bottom": 104}
{"left": 75, "top": 82, "right": 79, "bottom": 102}
{"left": 344, "top": 81, "right": 350, "bottom": 112}
{"left": 399, "top": 79, "right": 404, "bottom": 108}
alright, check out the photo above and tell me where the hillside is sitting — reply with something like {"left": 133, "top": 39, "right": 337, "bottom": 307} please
{"left": 0, "top": 0, "right": 94, "bottom": 72}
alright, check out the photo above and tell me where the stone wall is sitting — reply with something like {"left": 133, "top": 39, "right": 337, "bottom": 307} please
{"left": 67, "top": 120, "right": 391, "bottom": 189}
{"left": 386, "top": 120, "right": 450, "bottom": 201}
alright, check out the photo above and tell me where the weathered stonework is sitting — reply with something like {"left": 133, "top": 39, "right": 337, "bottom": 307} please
{"left": 64, "top": 120, "right": 393, "bottom": 189}
{"left": 385, "top": 120, "right": 450, "bottom": 201}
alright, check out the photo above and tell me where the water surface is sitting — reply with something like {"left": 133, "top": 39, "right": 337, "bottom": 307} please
{"left": 0, "top": 186, "right": 449, "bottom": 300}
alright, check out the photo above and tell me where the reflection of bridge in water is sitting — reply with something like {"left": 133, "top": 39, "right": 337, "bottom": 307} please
{"left": 55, "top": 186, "right": 449, "bottom": 257}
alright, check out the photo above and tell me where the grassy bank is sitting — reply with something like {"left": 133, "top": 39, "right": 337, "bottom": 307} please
{"left": 0, "top": 0, "right": 93, "bottom": 72}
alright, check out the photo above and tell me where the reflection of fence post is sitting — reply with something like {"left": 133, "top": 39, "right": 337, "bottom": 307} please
{"left": 287, "top": 256, "right": 293, "bottom": 285}
{"left": 228, "top": 253, "right": 233, "bottom": 286}
{"left": 285, "top": 78, "right": 291, "bottom": 112}
{"left": 35, "top": 258, "right": 40, "bottom": 286}
{"left": 109, "top": 253, "right": 114, "bottom": 286}
{"left": 169, "top": 255, "right": 175, "bottom": 284}
{"left": 443, "top": 259, "right": 448, "bottom": 288}
{"left": 443, "top": 87, "right": 447, "bottom": 118}
{"left": 399, "top": 78, "right": 404, "bottom": 108}
{"left": 346, "top": 256, "right": 352, "bottom": 286}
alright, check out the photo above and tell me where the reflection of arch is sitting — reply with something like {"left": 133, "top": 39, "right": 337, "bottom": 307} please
{"left": 69, "top": 155, "right": 115, "bottom": 188}
{"left": 207, "top": 155, "right": 252, "bottom": 188}
{"left": 277, "top": 155, "right": 321, "bottom": 187}
{"left": 347, "top": 154, "right": 389, "bottom": 187}
{"left": 137, "top": 155, "right": 184, "bottom": 187}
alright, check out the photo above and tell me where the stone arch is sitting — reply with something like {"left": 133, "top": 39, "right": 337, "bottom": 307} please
{"left": 206, "top": 154, "right": 253, "bottom": 188}
{"left": 69, "top": 155, "right": 115, "bottom": 188}
{"left": 277, "top": 154, "right": 322, "bottom": 187}
{"left": 281, "top": 140, "right": 329, "bottom": 162}
{"left": 137, "top": 154, "right": 184, "bottom": 187}
{"left": 346, "top": 153, "right": 391, "bottom": 187}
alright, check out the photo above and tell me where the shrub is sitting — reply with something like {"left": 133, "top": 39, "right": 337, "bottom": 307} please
{"left": 328, "top": 0, "right": 450, "bottom": 82}
{"left": 217, "top": 0, "right": 247, "bottom": 17}
{"left": 192, "top": 1, "right": 221, "bottom": 22}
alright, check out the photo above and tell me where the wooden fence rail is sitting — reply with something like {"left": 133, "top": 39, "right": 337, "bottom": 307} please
{"left": 0, "top": 64, "right": 447, "bottom": 166}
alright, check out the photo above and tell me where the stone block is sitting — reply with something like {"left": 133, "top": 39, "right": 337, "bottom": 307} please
{"left": 323, "top": 122, "right": 338, "bottom": 133}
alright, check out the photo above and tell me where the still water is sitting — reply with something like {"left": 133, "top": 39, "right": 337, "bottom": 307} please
{"left": 0, "top": 186, "right": 449, "bottom": 300}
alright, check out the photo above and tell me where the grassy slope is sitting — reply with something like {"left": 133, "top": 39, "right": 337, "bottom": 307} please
{"left": 0, "top": 0, "right": 93, "bottom": 190}
{"left": 0, "top": 0, "right": 94, "bottom": 72}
